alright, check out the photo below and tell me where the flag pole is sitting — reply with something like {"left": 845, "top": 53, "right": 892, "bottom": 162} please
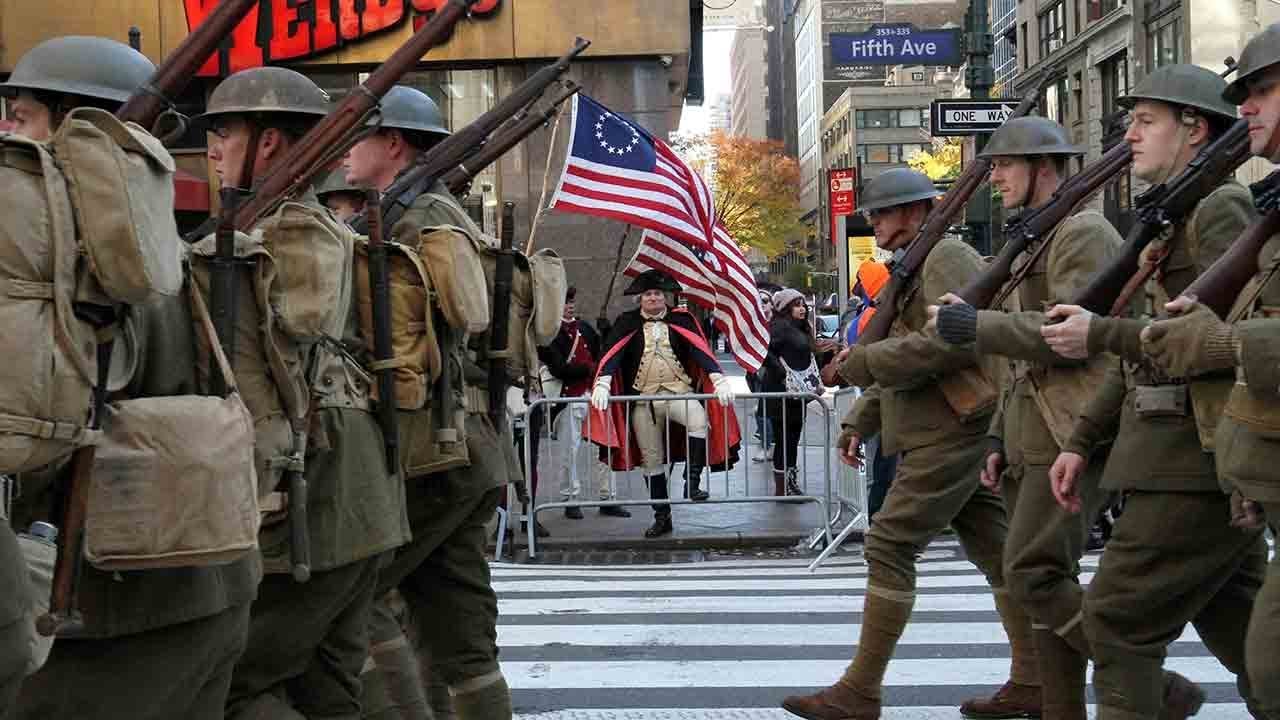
{"left": 596, "top": 225, "right": 631, "bottom": 337}
{"left": 524, "top": 100, "right": 570, "bottom": 256}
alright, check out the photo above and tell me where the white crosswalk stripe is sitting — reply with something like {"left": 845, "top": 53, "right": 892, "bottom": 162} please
{"left": 497, "top": 540, "right": 1256, "bottom": 719}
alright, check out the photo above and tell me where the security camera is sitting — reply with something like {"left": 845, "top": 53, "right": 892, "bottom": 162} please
{"left": 658, "top": 55, "right": 674, "bottom": 68}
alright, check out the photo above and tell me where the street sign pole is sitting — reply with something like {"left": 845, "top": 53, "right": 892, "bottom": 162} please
{"left": 964, "top": 0, "right": 994, "bottom": 254}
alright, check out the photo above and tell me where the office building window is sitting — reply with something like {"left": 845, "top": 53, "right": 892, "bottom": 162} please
{"left": 855, "top": 108, "right": 928, "bottom": 129}
{"left": 1100, "top": 51, "right": 1128, "bottom": 118}
{"left": 1148, "top": 14, "right": 1181, "bottom": 69}
{"left": 1044, "top": 75, "right": 1069, "bottom": 125}
{"left": 1039, "top": 2, "right": 1066, "bottom": 59}
{"left": 1087, "top": 0, "right": 1123, "bottom": 21}
{"left": 1072, "top": 71, "right": 1083, "bottom": 123}
{"left": 1019, "top": 22, "right": 1028, "bottom": 68}
{"left": 857, "top": 143, "right": 927, "bottom": 164}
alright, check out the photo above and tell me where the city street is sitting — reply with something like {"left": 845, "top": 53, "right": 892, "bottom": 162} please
{"left": 497, "top": 537, "right": 1262, "bottom": 720}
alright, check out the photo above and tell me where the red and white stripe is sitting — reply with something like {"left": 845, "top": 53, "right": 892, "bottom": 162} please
{"left": 550, "top": 99, "right": 716, "bottom": 250}
{"left": 625, "top": 228, "right": 770, "bottom": 372}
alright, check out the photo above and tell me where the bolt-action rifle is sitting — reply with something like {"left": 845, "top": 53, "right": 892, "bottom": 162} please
{"left": 1181, "top": 171, "right": 1280, "bottom": 318}
{"left": 954, "top": 140, "right": 1133, "bottom": 309}
{"left": 363, "top": 189, "right": 400, "bottom": 474}
{"left": 488, "top": 203, "right": 518, "bottom": 427}
{"left": 349, "top": 38, "right": 590, "bottom": 236}
{"left": 856, "top": 87, "right": 1043, "bottom": 345}
{"left": 1071, "top": 118, "right": 1252, "bottom": 315}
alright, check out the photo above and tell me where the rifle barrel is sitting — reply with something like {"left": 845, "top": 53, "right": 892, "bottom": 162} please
{"left": 364, "top": 189, "right": 400, "bottom": 472}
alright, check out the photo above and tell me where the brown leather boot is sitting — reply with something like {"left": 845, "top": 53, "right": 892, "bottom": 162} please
{"left": 960, "top": 681, "right": 1044, "bottom": 719}
{"left": 1158, "top": 671, "right": 1205, "bottom": 720}
{"left": 961, "top": 590, "right": 1043, "bottom": 719}
{"left": 782, "top": 682, "right": 881, "bottom": 720}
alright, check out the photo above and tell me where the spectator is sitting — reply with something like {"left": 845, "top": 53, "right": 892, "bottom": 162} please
{"left": 537, "top": 288, "right": 631, "bottom": 519}
{"left": 746, "top": 290, "right": 775, "bottom": 463}
{"left": 762, "top": 288, "right": 820, "bottom": 498}
{"left": 844, "top": 259, "right": 889, "bottom": 346}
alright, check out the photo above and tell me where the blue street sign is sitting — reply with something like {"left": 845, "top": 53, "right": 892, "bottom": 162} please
{"left": 830, "top": 24, "right": 963, "bottom": 67}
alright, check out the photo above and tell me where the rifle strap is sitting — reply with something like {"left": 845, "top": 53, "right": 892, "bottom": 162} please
{"left": 1226, "top": 252, "right": 1280, "bottom": 324}
{"left": 1109, "top": 242, "right": 1171, "bottom": 317}
{"left": 990, "top": 200, "right": 1089, "bottom": 310}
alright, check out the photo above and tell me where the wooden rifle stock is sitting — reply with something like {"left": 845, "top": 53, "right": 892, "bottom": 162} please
{"left": 444, "top": 83, "right": 581, "bottom": 195}
{"left": 1073, "top": 119, "right": 1253, "bottom": 314}
{"left": 209, "top": 187, "right": 243, "bottom": 397}
{"left": 351, "top": 38, "right": 590, "bottom": 234}
{"left": 116, "top": 0, "right": 259, "bottom": 137}
{"left": 856, "top": 88, "right": 1045, "bottom": 345}
{"left": 364, "top": 189, "right": 400, "bottom": 472}
{"left": 1184, "top": 170, "right": 1280, "bottom": 318}
{"left": 231, "top": 0, "right": 477, "bottom": 232}
{"left": 488, "top": 203, "right": 517, "bottom": 426}
{"left": 957, "top": 140, "right": 1133, "bottom": 309}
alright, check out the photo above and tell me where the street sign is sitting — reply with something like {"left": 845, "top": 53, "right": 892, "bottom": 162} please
{"left": 829, "top": 168, "right": 856, "bottom": 245}
{"left": 930, "top": 98, "right": 1023, "bottom": 136}
{"left": 830, "top": 24, "right": 962, "bottom": 68}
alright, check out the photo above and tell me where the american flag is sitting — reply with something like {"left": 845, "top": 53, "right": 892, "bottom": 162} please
{"left": 550, "top": 94, "right": 717, "bottom": 250}
{"left": 625, "top": 228, "right": 770, "bottom": 372}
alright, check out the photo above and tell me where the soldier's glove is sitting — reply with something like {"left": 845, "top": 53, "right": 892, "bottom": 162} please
{"left": 590, "top": 375, "right": 612, "bottom": 411}
{"left": 935, "top": 302, "right": 979, "bottom": 346}
{"left": 1229, "top": 489, "right": 1266, "bottom": 530}
{"left": 1140, "top": 302, "right": 1240, "bottom": 377}
{"left": 709, "top": 372, "right": 735, "bottom": 406}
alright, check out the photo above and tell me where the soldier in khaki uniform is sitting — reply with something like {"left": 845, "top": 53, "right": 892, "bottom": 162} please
{"left": 1036, "top": 65, "right": 1268, "bottom": 720}
{"left": 3, "top": 37, "right": 263, "bottom": 720}
{"left": 782, "top": 169, "right": 1039, "bottom": 720}
{"left": 342, "top": 86, "right": 520, "bottom": 720}
{"left": 930, "top": 117, "right": 1121, "bottom": 720}
{"left": 1142, "top": 26, "right": 1280, "bottom": 720}
{"left": 187, "top": 67, "right": 411, "bottom": 720}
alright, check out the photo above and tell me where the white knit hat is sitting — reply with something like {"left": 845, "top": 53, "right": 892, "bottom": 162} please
{"left": 772, "top": 288, "right": 804, "bottom": 313}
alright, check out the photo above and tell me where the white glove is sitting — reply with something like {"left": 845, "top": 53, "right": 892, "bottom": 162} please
{"left": 591, "top": 375, "right": 612, "bottom": 411}
{"left": 709, "top": 372, "right": 734, "bottom": 406}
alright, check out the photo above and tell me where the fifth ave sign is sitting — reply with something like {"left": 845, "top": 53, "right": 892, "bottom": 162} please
{"left": 930, "top": 98, "right": 1023, "bottom": 136}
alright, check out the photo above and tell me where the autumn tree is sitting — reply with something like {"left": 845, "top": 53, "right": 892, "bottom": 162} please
{"left": 908, "top": 137, "right": 964, "bottom": 181}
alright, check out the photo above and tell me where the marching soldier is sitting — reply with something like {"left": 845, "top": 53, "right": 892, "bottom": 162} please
{"left": 341, "top": 85, "right": 521, "bottom": 720}
{"left": 1142, "top": 23, "right": 1280, "bottom": 720}
{"left": 317, "top": 170, "right": 370, "bottom": 222}
{"left": 1037, "top": 64, "right": 1268, "bottom": 720}
{"left": 4, "top": 37, "right": 262, "bottom": 719}
{"left": 189, "top": 67, "right": 411, "bottom": 719}
{"left": 782, "top": 169, "right": 1040, "bottom": 720}
{"left": 928, "top": 117, "right": 1122, "bottom": 720}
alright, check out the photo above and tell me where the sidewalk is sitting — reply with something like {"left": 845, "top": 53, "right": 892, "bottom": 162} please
{"left": 502, "top": 364, "right": 859, "bottom": 553}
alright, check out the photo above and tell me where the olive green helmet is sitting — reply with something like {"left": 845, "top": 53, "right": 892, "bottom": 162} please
{"left": 315, "top": 170, "right": 366, "bottom": 202}
{"left": 858, "top": 168, "right": 943, "bottom": 213}
{"left": 193, "top": 66, "right": 330, "bottom": 128}
{"left": 0, "top": 35, "right": 154, "bottom": 105}
{"left": 979, "top": 116, "right": 1082, "bottom": 158}
{"left": 1224, "top": 22, "right": 1280, "bottom": 105}
{"left": 376, "top": 86, "right": 450, "bottom": 138}
{"left": 1119, "top": 64, "right": 1236, "bottom": 122}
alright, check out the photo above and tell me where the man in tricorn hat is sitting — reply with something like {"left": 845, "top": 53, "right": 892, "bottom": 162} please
{"left": 587, "top": 269, "right": 739, "bottom": 538}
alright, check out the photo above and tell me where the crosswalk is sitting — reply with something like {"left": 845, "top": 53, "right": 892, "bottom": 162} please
{"left": 495, "top": 539, "right": 1255, "bottom": 720}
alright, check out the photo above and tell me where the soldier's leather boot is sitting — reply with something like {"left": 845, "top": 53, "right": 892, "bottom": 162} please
{"left": 783, "top": 585, "right": 914, "bottom": 720}
{"left": 1158, "top": 671, "right": 1205, "bottom": 720}
{"left": 1031, "top": 627, "right": 1086, "bottom": 720}
{"left": 683, "top": 437, "right": 710, "bottom": 502}
{"left": 961, "top": 590, "right": 1041, "bottom": 719}
{"left": 450, "top": 670, "right": 513, "bottom": 720}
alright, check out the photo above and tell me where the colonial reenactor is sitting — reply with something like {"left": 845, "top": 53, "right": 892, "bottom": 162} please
{"left": 187, "top": 67, "right": 411, "bottom": 719}
{"left": 929, "top": 117, "right": 1122, "bottom": 720}
{"left": 4, "top": 37, "right": 262, "bottom": 719}
{"left": 342, "top": 85, "right": 521, "bottom": 720}
{"left": 1038, "top": 64, "right": 1268, "bottom": 720}
{"left": 1142, "top": 25, "right": 1280, "bottom": 719}
{"left": 782, "top": 169, "right": 1040, "bottom": 720}
{"left": 587, "top": 269, "right": 739, "bottom": 538}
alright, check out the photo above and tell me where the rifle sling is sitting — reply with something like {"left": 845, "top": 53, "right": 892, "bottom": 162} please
{"left": 1109, "top": 243, "right": 1170, "bottom": 317}
{"left": 989, "top": 200, "right": 1089, "bottom": 310}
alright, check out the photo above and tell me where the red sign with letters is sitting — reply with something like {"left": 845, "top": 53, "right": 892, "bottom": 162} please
{"left": 828, "top": 167, "right": 855, "bottom": 245}
{"left": 185, "top": 0, "right": 503, "bottom": 77}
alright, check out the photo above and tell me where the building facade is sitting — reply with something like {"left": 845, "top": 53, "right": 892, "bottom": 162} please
{"left": 730, "top": 22, "right": 770, "bottom": 139}
{"left": 0, "top": 0, "right": 698, "bottom": 322}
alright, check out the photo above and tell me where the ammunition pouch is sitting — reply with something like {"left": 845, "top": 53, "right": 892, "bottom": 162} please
{"left": 1133, "top": 383, "right": 1188, "bottom": 418}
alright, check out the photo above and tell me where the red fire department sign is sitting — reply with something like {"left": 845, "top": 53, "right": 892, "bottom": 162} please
{"left": 184, "top": 0, "right": 503, "bottom": 77}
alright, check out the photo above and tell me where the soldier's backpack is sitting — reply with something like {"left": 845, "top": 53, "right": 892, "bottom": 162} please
{"left": 0, "top": 134, "right": 100, "bottom": 473}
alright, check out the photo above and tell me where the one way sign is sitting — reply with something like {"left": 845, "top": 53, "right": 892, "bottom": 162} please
{"left": 930, "top": 98, "right": 1023, "bottom": 136}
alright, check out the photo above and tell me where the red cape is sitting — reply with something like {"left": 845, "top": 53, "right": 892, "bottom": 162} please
{"left": 584, "top": 315, "right": 741, "bottom": 472}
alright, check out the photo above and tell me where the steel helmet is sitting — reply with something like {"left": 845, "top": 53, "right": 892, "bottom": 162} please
{"left": 979, "top": 116, "right": 1082, "bottom": 158}
{"left": 376, "top": 86, "right": 450, "bottom": 138}
{"left": 1119, "top": 64, "right": 1236, "bottom": 122}
{"left": 315, "top": 170, "right": 367, "bottom": 202}
{"left": 858, "top": 168, "right": 943, "bottom": 213}
{"left": 193, "top": 67, "right": 330, "bottom": 128}
{"left": 0, "top": 36, "right": 154, "bottom": 105}
{"left": 1224, "top": 23, "right": 1280, "bottom": 105}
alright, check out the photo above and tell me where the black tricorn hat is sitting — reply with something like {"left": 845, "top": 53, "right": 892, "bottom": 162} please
{"left": 623, "top": 269, "right": 681, "bottom": 295}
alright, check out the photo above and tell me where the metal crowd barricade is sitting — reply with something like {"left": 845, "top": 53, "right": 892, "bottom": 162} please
{"left": 808, "top": 385, "right": 870, "bottom": 570}
{"left": 522, "top": 390, "right": 834, "bottom": 559}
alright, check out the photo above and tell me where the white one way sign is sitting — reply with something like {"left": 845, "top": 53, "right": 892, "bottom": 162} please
{"left": 931, "top": 99, "right": 1023, "bottom": 136}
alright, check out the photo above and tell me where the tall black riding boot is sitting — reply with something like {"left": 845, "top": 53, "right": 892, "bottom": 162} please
{"left": 645, "top": 474, "right": 673, "bottom": 538}
{"left": 682, "top": 436, "right": 710, "bottom": 502}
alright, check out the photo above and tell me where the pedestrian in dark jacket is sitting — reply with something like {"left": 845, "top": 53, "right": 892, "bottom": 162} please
{"left": 762, "top": 288, "right": 818, "bottom": 498}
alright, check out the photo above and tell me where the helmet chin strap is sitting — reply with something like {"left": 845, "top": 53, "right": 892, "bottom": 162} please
{"left": 1022, "top": 157, "right": 1043, "bottom": 210}
{"left": 1151, "top": 110, "right": 1195, "bottom": 185}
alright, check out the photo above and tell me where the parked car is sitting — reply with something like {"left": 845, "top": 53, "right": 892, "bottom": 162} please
{"left": 815, "top": 314, "right": 840, "bottom": 340}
